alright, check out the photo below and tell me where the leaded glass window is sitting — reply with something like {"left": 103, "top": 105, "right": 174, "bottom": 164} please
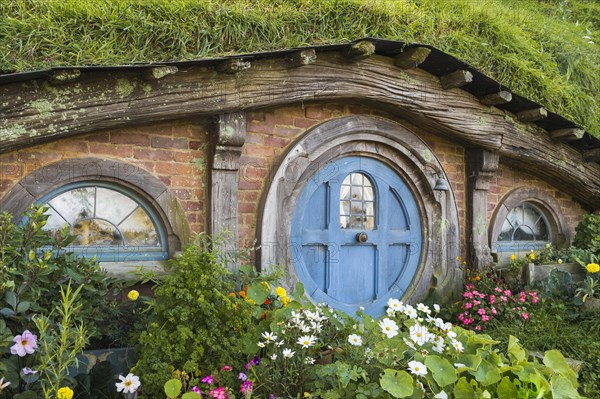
{"left": 340, "top": 173, "right": 375, "bottom": 230}
{"left": 497, "top": 202, "right": 550, "bottom": 244}
{"left": 39, "top": 183, "right": 167, "bottom": 261}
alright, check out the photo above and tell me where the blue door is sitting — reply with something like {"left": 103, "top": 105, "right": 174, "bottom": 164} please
{"left": 291, "top": 156, "right": 422, "bottom": 316}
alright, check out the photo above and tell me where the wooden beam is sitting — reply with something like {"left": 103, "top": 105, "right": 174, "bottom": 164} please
{"left": 550, "top": 128, "right": 584, "bottom": 142}
{"left": 583, "top": 148, "right": 600, "bottom": 162}
{"left": 344, "top": 41, "right": 375, "bottom": 61}
{"left": 479, "top": 90, "right": 512, "bottom": 106}
{"left": 142, "top": 66, "right": 179, "bottom": 81}
{"left": 394, "top": 47, "right": 431, "bottom": 69}
{"left": 288, "top": 49, "right": 317, "bottom": 67}
{"left": 217, "top": 59, "right": 251, "bottom": 74}
{"left": 440, "top": 69, "right": 473, "bottom": 90}
{"left": 517, "top": 107, "right": 547, "bottom": 122}
{"left": 49, "top": 69, "right": 81, "bottom": 85}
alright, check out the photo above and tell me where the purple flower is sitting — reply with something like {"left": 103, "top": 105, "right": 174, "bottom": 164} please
{"left": 238, "top": 372, "right": 248, "bottom": 382}
{"left": 21, "top": 367, "right": 38, "bottom": 375}
{"left": 269, "top": 395, "right": 277, "bottom": 399}
{"left": 250, "top": 356, "right": 260, "bottom": 366}
{"left": 241, "top": 380, "right": 253, "bottom": 394}
{"left": 192, "top": 386, "right": 202, "bottom": 394}
{"left": 201, "top": 375, "right": 214, "bottom": 384}
{"left": 10, "top": 330, "right": 37, "bottom": 357}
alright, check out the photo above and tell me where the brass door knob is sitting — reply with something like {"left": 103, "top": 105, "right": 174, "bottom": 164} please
{"left": 356, "top": 232, "right": 368, "bottom": 243}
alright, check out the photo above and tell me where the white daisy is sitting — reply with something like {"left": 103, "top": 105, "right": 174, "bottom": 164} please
{"left": 304, "top": 357, "right": 315, "bottom": 365}
{"left": 403, "top": 305, "right": 418, "bottom": 319}
{"left": 433, "top": 304, "right": 441, "bottom": 313}
{"left": 283, "top": 348, "right": 295, "bottom": 358}
{"left": 387, "top": 298, "right": 404, "bottom": 312}
{"left": 270, "top": 353, "right": 277, "bottom": 360}
{"left": 451, "top": 340, "right": 464, "bottom": 352}
{"left": 297, "top": 335, "right": 317, "bottom": 348}
{"left": 257, "top": 342, "right": 266, "bottom": 348}
{"left": 347, "top": 334, "right": 363, "bottom": 346}
{"left": 417, "top": 303, "right": 431, "bottom": 314}
{"left": 407, "top": 360, "right": 427, "bottom": 376}
{"left": 379, "top": 318, "right": 399, "bottom": 338}
{"left": 115, "top": 373, "right": 141, "bottom": 394}
{"left": 261, "top": 331, "right": 277, "bottom": 343}
{"left": 409, "top": 324, "right": 434, "bottom": 346}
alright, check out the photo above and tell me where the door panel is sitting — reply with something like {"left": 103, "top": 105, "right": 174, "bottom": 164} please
{"left": 291, "top": 156, "right": 421, "bottom": 316}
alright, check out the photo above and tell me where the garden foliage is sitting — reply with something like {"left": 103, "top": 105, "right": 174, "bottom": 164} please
{"left": 573, "top": 211, "right": 600, "bottom": 254}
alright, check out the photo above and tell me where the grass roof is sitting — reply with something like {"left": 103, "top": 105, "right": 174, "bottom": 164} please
{"left": 1, "top": 0, "right": 598, "bottom": 137}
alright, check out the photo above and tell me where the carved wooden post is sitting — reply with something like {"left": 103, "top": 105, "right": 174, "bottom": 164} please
{"left": 211, "top": 112, "right": 246, "bottom": 269}
{"left": 467, "top": 149, "right": 499, "bottom": 269}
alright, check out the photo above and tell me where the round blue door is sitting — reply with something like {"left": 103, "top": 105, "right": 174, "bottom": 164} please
{"left": 291, "top": 156, "right": 422, "bottom": 316}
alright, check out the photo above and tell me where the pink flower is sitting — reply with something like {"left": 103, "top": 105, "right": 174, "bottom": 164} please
{"left": 494, "top": 287, "right": 503, "bottom": 293}
{"left": 475, "top": 325, "right": 482, "bottom": 331}
{"left": 241, "top": 380, "right": 253, "bottom": 394}
{"left": 481, "top": 315, "right": 490, "bottom": 322}
{"left": 201, "top": 375, "right": 214, "bottom": 384}
{"left": 522, "top": 313, "right": 529, "bottom": 320}
{"left": 10, "top": 330, "right": 37, "bottom": 357}
{"left": 192, "top": 386, "right": 202, "bottom": 394}
{"left": 209, "top": 387, "right": 229, "bottom": 399}
{"left": 466, "top": 284, "right": 474, "bottom": 290}
{"left": 519, "top": 296, "right": 526, "bottom": 303}
{"left": 477, "top": 308, "right": 486, "bottom": 315}
{"left": 221, "top": 365, "right": 232, "bottom": 371}
{"left": 531, "top": 296, "right": 539, "bottom": 304}
{"left": 500, "top": 296, "right": 508, "bottom": 302}
{"left": 489, "top": 295, "right": 496, "bottom": 304}
{"left": 463, "top": 292, "right": 474, "bottom": 299}
{"left": 472, "top": 300, "right": 480, "bottom": 306}
{"left": 504, "top": 289, "right": 512, "bottom": 296}
{"left": 464, "top": 302, "right": 472, "bottom": 309}
{"left": 491, "top": 307, "right": 497, "bottom": 315}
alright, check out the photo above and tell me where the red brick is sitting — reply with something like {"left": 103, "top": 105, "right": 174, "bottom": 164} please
{"left": 189, "top": 140, "right": 206, "bottom": 151}
{"left": 243, "top": 143, "right": 275, "bottom": 157}
{"left": 245, "top": 132, "right": 265, "bottom": 145}
{"left": 305, "top": 105, "right": 331, "bottom": 119}
{"left": 273, "top": 126, "right": 303, "bottom": 138}
{"left": 171, "top": 176, "right": 198, "bottom": 187}
{"left": 238, "top": 190, "right": 260, "bottom": 202}
{"left": 238, "top": 178, "right": 262, "bottom": 190}
{"left": 151, "top": 136, "right": 188, "bottom": 149}
{"left": 266, "top": 112, "right": 294, "bottom": 126}
{"left": 55, "top": 140, "right": 89, "bottom": 153}
{"left": 22, "top": 151, "right": 62, "bottom": 164}
{"left": 247, "top": 121, "right": 273, "bottom": 135}
{"left": 238, "top": 202, "right": 256, "bottom": 213}
{"left": 133, "top": 148, "right": 173, "bottom": 161}
{"left": 111, "top": 132, "right": 150, "bottom": 146}
{"left": 88, "top": 143, "right": 133, "bottom": 158}
{"left": 173, "top": 151, "right": 195, "bottom": 163}
{"left": 293, "top": 117, "right": 318, "bottom": 128}
{"left": 265, "top": 136, "right": 290, "bottom": 148}
{"left": 182, "top": 201, "right": 202, "bottom": 212}
{"left": 84, "top": 132, "right": 110, "bottom": 143}
{"left": 155, "top": 162, "right": 195, "bottom": 176}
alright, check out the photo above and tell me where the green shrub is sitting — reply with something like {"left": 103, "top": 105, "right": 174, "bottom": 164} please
{"left": 0, "top": 205, "right": 122, "bottom": 342}
{"left": 132, "top": 236, "right": 253, "bottom": 397}
{"left": 573, "top": 212, "right": 600, "bottom": 254}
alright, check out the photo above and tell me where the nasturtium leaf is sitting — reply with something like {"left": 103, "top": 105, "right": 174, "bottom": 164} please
{"left": 247, "top": 282, "right": 269, "bottom": 304}
{"left": 424, "top": 355, "right": 457, "bottom": 387}
{"left": 453, "top": 377, "right": 476, "bottom": 399}
{"left": 508, "top": 335, "right": 526, "bottom": 362}
{"left": 551, "top": 375, "right": 581, "bottom": 399}
{"left": 14, "top": 391, "right": 37, "bottom": 399}
{"left": 471, "top": 359, "right": 501, "bottom": 386}
{"left": 496, "top": 376, "right": 520, "bottom": 399}
{"left": 543, "top": 350, "right": 578, "bottom": 387}
{"left": 456, "top": 354, "right": 481, "bottom": 370}
{"left": 380, "top": 369, "right": 414, "bottom": 398}
{"left": 164, "top": 379, "right": 183, "bottom": 398}
{"left": 294, "top": 282, "right": 305, "bottom": 299}
{"left": 182, "top": 393, "right": 202, "bottom": 399}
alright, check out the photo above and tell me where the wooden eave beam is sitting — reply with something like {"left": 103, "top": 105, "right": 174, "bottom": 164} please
{"left": 583, "top": 148, "right": 600, "bottom": 162}
{"left": 517, "top": 107, "right": 547, "bottom": 122}
{"left": 288, "top": 49, "right": 317, "bottom": 67}
{"left": 49, "top": 69, "right": 81, "bottom": 85}
{"left": 1, "top": 52, "right": 598, "bottom": 207}
{"left": 344, "top": 41, "right": 375, "bottom": 61}
{"left": 142, "top": 66, "right": 179, "bottom": 81}
{"left": 550, "top": 128, "right": 585, "bottom": 142}
{"left": 440, "top": 69, "right": 473, "bottom": 90}
{"left": 217, "top": 59, "right": 251, "bottom": 74}
{"left": 479, "top": 90, "right": 512, "bottom": 106}
{"left": 394, "top": 47, "right": 431, "bottom": 69}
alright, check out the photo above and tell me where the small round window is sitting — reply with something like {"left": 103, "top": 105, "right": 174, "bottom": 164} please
{"left": 339, "top": 172, "right": 375, "bottom": 230}
{"left": 39, "top": 182, "right": 168, "bottom": 261}
{"left": 497, "top": 202, "right": 550, "bottom": 249}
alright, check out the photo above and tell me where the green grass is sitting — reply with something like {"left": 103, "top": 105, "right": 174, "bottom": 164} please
{"left": 0, "top": 0, "right": 598, "bottom": 137}
{"left": 484, "top": 299, "right": 600, "bottom": 397}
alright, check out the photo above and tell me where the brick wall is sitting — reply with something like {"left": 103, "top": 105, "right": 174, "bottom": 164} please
{"left": 0, "top": 121, "right": 210, "bottom": 234}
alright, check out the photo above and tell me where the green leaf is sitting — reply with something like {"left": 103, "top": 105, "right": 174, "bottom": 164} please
{"left": 294, "top": 281, "right": 305, "bottom": 299}
{"left": 14, "top": 391, "right": 38, "bottom": 399}
{"left": 507, "top": 336, "right": 527, "bottom": 362}
{"left": 543, "top": 350, "right": 578, "bottom": 387}
{"left": 16, "top": 301, "right": 31, "bottom": 313}
{"left": 453, "top": 377, "right": 476, "bottom": 399}
{"left": 5, "top": 290, "right": 17, "bottom": 310}
{"left": 247, "top": 282, "right": 269, "bottom": 304}
{"left": 471, "top": 359, "right": 501, "bottom": 386}
{"left": 425, "top": 355, "right": 457, "bottom": 387}
{"left": 164, "top": 379, "right": 183, "bottom": 398}
{"left": 182, "top": 393, "right": 202, "bottom": 399}
{"left": 380, "top": 369, "right": 414, "bottom": 398}
{"left": 496, "top": 376, "right": 520, "bottom": 399}
{"left": 550, "top": 375, "right": 581, "bottom": 399}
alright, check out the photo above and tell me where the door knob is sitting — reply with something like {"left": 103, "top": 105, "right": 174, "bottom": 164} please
{"left": 356, "top": 232, "right": 368, "bottom": 243}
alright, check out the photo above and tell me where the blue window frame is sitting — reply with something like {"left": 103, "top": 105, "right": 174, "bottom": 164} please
{"left": 37, "top": 181, "right": 168, "bottom": 262}
{"left": 496, "top": 202, "right": 551, "bottom": 252}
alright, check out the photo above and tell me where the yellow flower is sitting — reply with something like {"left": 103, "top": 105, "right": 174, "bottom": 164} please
{"left": 546, "top": 243, "right": 551, "bottom": 249}
{"left": 275, "top": 286, "right": 287, "bottom": 298}
{"left": 557, "top": 259, "right": 563, "bottom": 264}
{"left": 529, "top": 251, "right": 536, "bottom": 261}
{"left": 57, "top": 386, "right": 74, "bottom": 399}
{"left": 586, "top": 263, "right": 600, "bottom": 273}
{"left": 281, "top": 296, "right": 291, "bottom": 307}
{"left": 510, "top": 254, "right": 516, "bottom": 262}
{"left": 239, "top": 290, "right": 246, "bottom": 298}
{"left": 127, "top": 290, "right": 139, "bottom": 301}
